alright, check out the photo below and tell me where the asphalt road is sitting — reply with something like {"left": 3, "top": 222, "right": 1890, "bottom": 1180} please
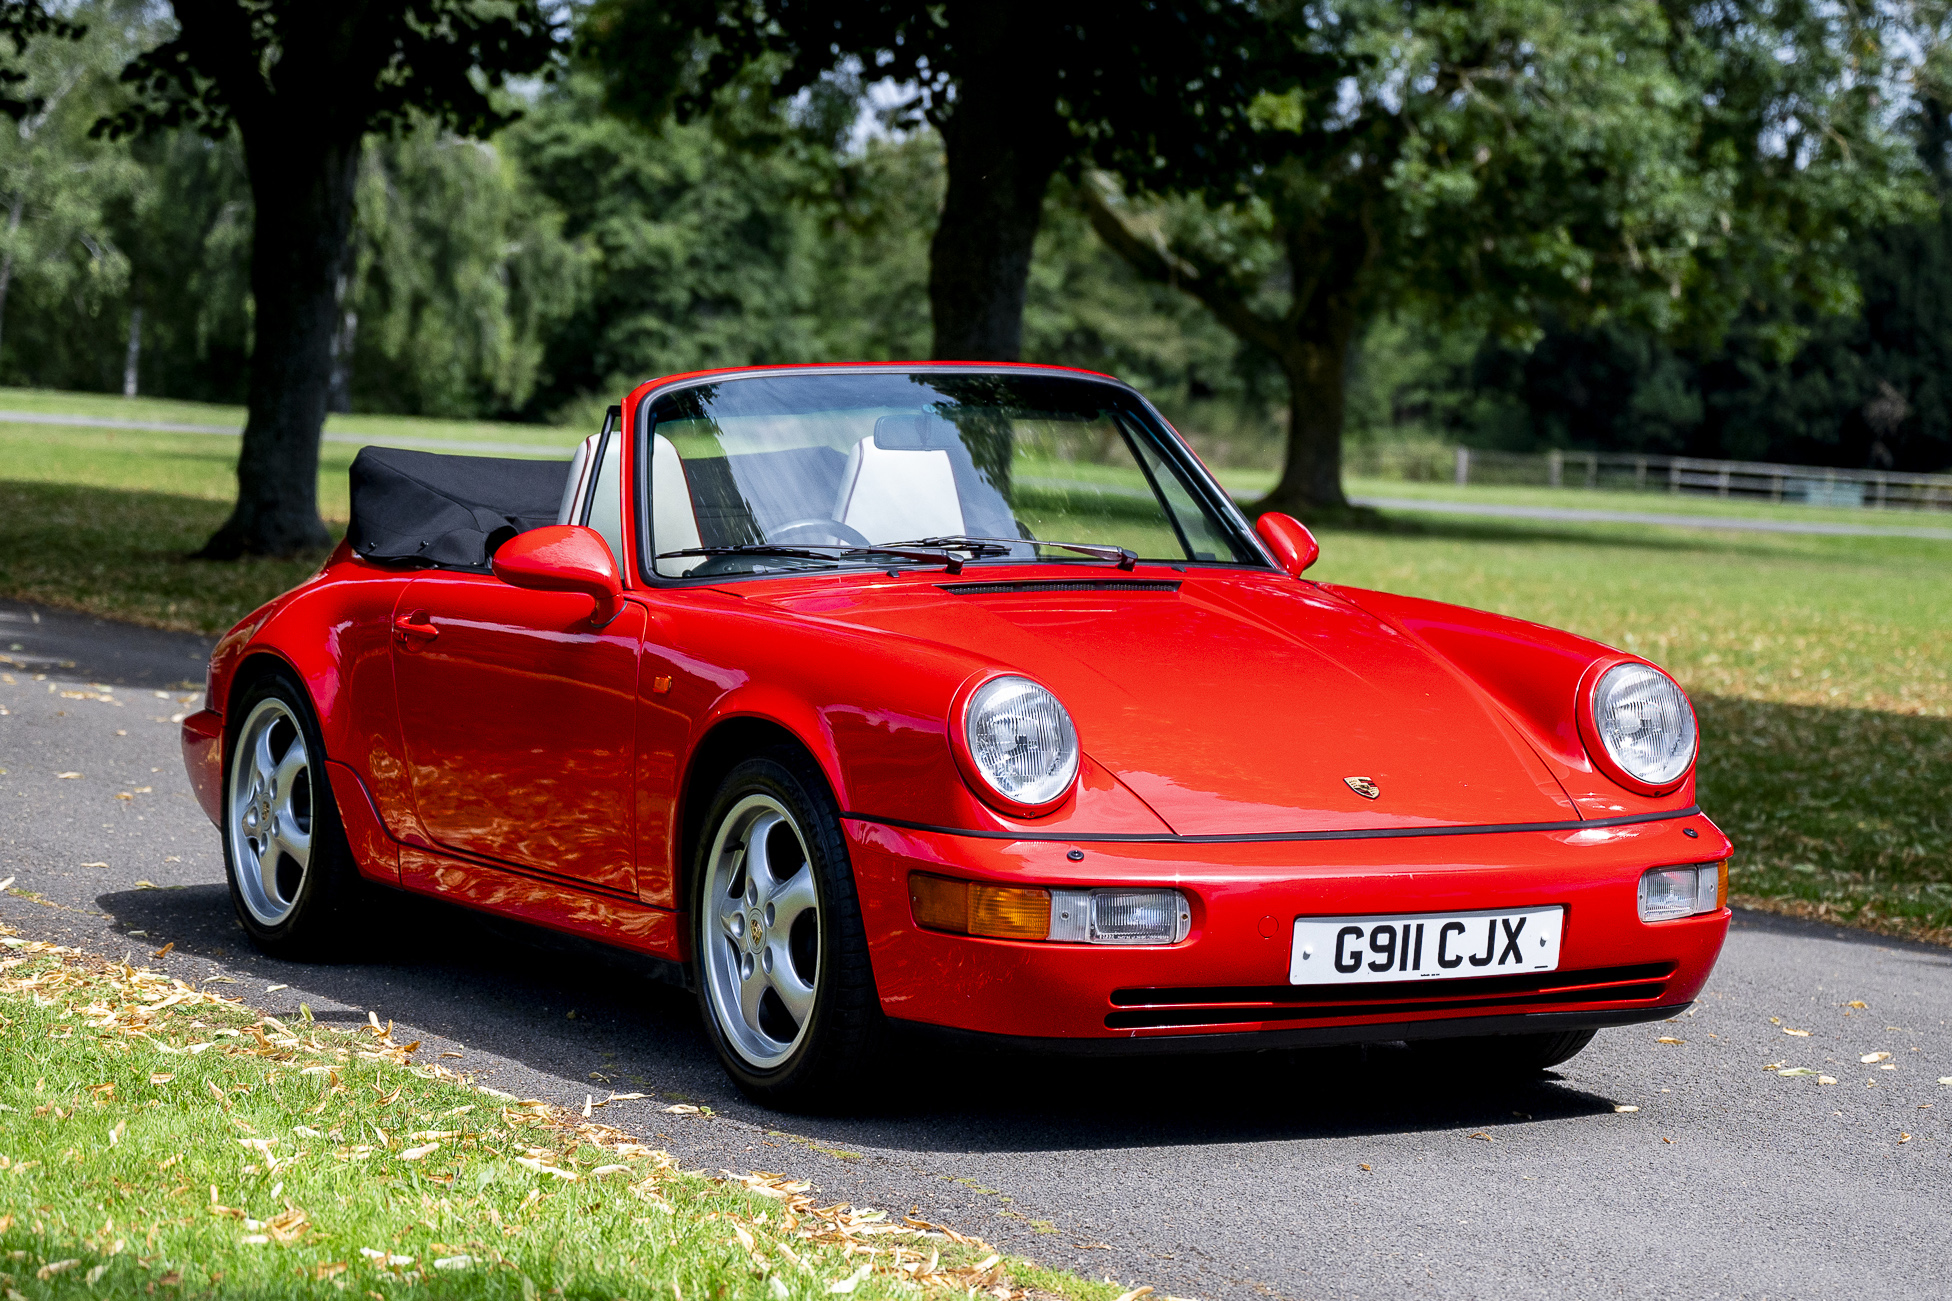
{"left": 2, "top": 605, "right": 1948, "bottom": 1301}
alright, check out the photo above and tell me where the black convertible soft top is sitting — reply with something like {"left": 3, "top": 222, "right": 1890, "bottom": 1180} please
{"left": 348, "top": 446, "right": 568, "bottom": 572}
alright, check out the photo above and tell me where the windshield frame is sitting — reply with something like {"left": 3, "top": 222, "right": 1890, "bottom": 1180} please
{"left": 627, "top": 364, "right": 1274, "bottom": 586}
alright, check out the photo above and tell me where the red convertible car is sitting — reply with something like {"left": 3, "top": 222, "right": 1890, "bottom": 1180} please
{"left": 181, "top": 363, "right": 1729, "bottom": 1105}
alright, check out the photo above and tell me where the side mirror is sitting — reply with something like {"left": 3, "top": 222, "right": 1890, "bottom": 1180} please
{"left": 492, "top": 525, "right": 624, "bottom": 623}
{"left": 1255, "top": 512, "right": 1320, "bottom": 577}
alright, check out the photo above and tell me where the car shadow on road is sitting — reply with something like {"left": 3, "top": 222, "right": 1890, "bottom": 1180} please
{"left": 95, "top": 882, "right": 1632, "bottom": 1155}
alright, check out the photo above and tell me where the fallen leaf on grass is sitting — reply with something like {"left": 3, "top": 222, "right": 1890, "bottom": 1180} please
{"left": 432, "top": 1255, "right": 473, "bottom": 1271}
{"left": 241, "top": 1234, "right": 269, "bottom": 1245}
{"left": 664, "top": 1104, "right": 702, "bottom": 1114}
{"left": 150, "top": 943, "right": 173, "bottom": 960}
{"left": 1939, "top": 1078, "right": 1952, "bottom": 1086}
{"left": 314, "top": 1262, "right": 347, "bottom": 1281}
{"left": 84, "top": 1264, "right": 107, "bottom": 1285}
{"left": 827, "top": 1265, "right": 873, "bottom": 1295}
{"left": 35, "top": 1260, "right": 80, "bottom": 1280}
{"left": 358, "top": 1248, "right": 413, "bottom": 1267}
{"left": 397, "top": 1142, "right": 439, "bottom": 1161}
{"left": 1899, "top": 1132, "right": 1913, "bottom": 1144}
{"left": 148, "top": 1073, "right": 173, "bottom": 1085}
{"left": 108, "top": 1120, "right": 126, "bottom": 1146}
{"left": 1861, "top": 1052, "right": 1893, "bottom": 1064}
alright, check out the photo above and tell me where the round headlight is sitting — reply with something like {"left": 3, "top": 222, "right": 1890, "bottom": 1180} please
{"left": 962, "top": 676, "right": 1079, "bottom": 809}
{"left": 1590, "top": 662, "right": 1697, "bottom": 788}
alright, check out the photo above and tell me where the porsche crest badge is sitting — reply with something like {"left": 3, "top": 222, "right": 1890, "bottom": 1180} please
{"left": 1344, "top": 776, "right": 1381, "bottom": 800}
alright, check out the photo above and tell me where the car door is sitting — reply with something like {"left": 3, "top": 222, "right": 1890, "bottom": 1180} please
{"left": 390, "top": 570, "right": 645, "bottom": 894}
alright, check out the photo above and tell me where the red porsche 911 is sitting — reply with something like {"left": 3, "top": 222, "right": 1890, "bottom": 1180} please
{"left": 181, "top": 363, "right": 1729, "bottom": 1105}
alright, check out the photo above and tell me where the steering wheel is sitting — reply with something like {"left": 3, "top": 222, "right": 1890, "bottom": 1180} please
{"left": 769, "top": 518, "right": 874, "bottom": 549}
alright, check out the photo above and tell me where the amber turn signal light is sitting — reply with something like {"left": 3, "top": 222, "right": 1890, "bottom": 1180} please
{"left": 908, "top": 873, "right": 1051, "bottom": 940}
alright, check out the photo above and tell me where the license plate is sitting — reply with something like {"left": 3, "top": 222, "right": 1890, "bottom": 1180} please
{"left": 1289, "top": 906, "right": 1565, "bottom": 985}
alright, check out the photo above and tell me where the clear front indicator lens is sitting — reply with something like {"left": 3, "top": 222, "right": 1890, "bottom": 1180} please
{"left": 911, "top": 874, "right": 1189, "bottom": 945}
{"left": 1639, "top": 862, "right": 1726, "bottom": 922}
{"left": 964, "top": 676, "right": 1079, "bottom": 807}
{"left": 1592, "top": 662, "right": 1697, "bottom": 787}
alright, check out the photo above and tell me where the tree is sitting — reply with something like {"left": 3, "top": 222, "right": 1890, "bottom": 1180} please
{"left": 583, "top": 0, "right": 1315, "bottom": 363}
{"left": 1082, "top": 0, "right": 1920, "bottom": 516}
{"left": 101, "top": 2, "right": 559, "bottom": 557}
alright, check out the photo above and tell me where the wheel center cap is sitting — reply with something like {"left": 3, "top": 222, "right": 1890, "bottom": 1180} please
{"left": 745, "top": 910, "right": 766, "bottom": 952}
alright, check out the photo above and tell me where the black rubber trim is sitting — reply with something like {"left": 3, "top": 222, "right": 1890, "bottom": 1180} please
{"left": 888, "top": 1003, "right": 1693, "bottom": 1057}
{"left": 1105, "top": 981, "right": 1668, "bottom": 1029}
{"left": 1110, "top": 961, "right": 1676, "bottom": 1008}
{"left": 938, "top": 580, "right": 1181, "bottom": 595}
{"left": 845, "top": 805, "right": 1701, "bottom": 845}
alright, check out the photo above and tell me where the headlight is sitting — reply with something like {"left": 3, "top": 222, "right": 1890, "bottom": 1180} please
{"left": 961, "top": 676, "right": 1079, "bottom": 809}
{"left": 1590, "top": 662, "right": 1697, "bottom": 788}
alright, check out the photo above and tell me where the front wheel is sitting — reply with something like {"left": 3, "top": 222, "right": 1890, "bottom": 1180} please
{"left": 691, "top": 750, "right": 881, "bottom": 1107}
{"left": 221, "top": 670, "right": 363, "bottom": 960}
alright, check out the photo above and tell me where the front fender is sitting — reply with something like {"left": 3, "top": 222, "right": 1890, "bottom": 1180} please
{"left": 1324, "top": 585, "right": 1698, "bottom": 819}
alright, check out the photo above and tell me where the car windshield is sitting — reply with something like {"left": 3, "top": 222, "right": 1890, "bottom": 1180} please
{"left": 640, "top": 370, "right": 1261, "bottom": 579}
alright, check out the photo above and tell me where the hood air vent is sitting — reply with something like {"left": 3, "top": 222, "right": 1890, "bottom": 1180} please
{"left": 938, "top": 580, "right": 1181, "bottom": 596}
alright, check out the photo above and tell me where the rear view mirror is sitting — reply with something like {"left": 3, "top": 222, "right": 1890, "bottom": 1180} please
{"left": 1255, "top": 512, "right": 1320, "bottom": 577}
{"left": 492, "top": 525, "right": 624, "bottom": 623}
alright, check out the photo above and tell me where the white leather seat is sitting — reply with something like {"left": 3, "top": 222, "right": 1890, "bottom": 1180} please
{"left": 651, "top": 434, "right": 704, "bottom": 575}
{"left": 832, "top": 436, "right": 965, "bottom": 544}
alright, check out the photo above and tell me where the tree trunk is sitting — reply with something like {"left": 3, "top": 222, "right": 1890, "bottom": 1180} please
{"left": 926, "top": 0, "right": 1064, "bottom": 361}
{"left": 197, "top": 132, "right": 362, "bottom": 559}
{"left": 0, "top": 190, "right": 25, "bottom": 360}
{"left": 122, "top": 302, "right": 142, "bottom": 397}
{"left": 1260, "top": 323, "right": 1358, "bottom": 516}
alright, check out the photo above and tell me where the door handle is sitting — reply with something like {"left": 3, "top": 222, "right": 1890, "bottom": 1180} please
{"left": 393, "top": 611, "right": 439, "bottom": 643}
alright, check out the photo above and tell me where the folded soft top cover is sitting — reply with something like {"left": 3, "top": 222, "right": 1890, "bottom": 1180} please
{"left": 348, "top": 446, "right": 567, "bottom": 572}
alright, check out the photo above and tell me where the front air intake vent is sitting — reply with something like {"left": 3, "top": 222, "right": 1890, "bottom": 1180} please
{"left": 938, "top": 581, "right": 1181, "bottom": 595}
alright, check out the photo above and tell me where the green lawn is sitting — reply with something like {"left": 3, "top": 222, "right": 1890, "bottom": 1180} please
{"left": 1, "top": 394, "right": 1947, "bottom": 944}
{"left": 0, "top": 934, "right": 1110, "bottom": 1301}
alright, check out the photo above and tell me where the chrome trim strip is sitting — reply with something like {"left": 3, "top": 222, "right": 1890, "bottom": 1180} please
{"left": 843, "top": 805, "right": 1703, "bottom": 845}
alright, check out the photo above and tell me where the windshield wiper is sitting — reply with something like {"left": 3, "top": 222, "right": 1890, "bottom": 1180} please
{"left": 656, "top": 545, "right": 845, "bottom": 566}
{"left": 657, "top": 543, "right": 971, "bottom": 573}
{"left": 893, "top": 535, "right": 1139, "bottom": 571}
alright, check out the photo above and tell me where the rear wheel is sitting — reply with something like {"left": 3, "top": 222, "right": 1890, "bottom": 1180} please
{"left": 1412, "top": 1028, "right": 1597, "bottom": 1075}
{"left": 222, "top": 670, "right": 362, "bottom": 960}
{"left": 691, "top": 750, "right": 881, "bottom": 1107}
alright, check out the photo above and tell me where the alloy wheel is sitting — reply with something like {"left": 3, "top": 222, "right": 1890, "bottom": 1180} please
{"left": 700, "top": 794, "right": 822, "bottom": 1068}
{"left": 226, "top": 697, "right": 315, "bottom": 926}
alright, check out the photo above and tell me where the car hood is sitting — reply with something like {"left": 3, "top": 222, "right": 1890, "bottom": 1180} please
{"left": 747, "top": 571, "right": 1579, "bottom": 836}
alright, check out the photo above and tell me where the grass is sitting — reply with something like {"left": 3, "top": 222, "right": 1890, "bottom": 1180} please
{"left": 0, "top": 392, "right": 1947, "bottom": 943}
{"left": 0, "top": 931, "right": 1115, "bottom": 1301}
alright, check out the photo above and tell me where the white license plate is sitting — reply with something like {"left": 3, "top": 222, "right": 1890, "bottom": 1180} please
{"left": 1289, "top": 906, "right": 1565, "bottom": 985}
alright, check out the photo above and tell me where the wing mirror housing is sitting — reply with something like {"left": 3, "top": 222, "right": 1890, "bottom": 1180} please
{"left": 1255, "top": 512, "right": 1320, "bottom": 577}
{"left": 492, "top": 525, "right": 624, "bottom": 623}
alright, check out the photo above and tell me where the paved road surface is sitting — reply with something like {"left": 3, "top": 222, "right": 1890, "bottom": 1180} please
{"left": 2, "top": 608, "right": 1947, "bottom": 1300}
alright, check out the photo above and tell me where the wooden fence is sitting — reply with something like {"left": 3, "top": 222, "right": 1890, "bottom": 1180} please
{"left": 1344, "top": 446, "right": 1952, "bottom": 513}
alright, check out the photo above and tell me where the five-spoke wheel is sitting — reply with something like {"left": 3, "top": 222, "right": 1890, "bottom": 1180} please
{"left": 701, "top": 794, "right": 822, "bottom": 1067}
{"left": 220, "top": 670, "right": 360, "bottom": 958}
{"left": 228, "top": 696, "right": 315, "bottom": 926}
{"left": 691, "top": 751, "right": 882, "bottom": 1105}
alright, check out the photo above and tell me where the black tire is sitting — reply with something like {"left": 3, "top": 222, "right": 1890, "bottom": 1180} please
{"left": 220, "top": 668, "right": 365, "bottom": 961}
{"left": 690, "top": 748, "right": 882, "bottom": 1107}
{"left": 1412, "top": 1028, "right": 1597, "bottom": 1075}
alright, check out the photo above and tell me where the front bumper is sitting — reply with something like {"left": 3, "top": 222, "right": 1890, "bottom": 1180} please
{"left": 846, "top": 811, "right": 1730, "bottom": 1047}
